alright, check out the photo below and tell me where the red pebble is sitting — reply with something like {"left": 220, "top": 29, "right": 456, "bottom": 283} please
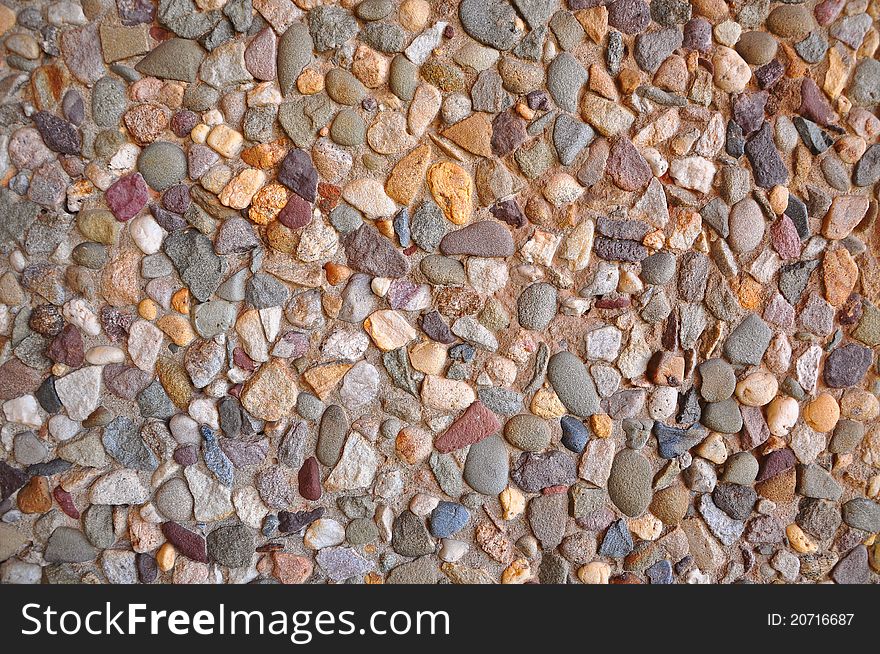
{"left": 541, "top": 485, "right": 568, "bottom": 495}
{"left": 434, "top": 401, "right": 501, "bottom": 453}
{"left": 298, "top": 457, "right": 322, "bottom": 501}
{"left": 53, "top": 487, "right": 80, "bottom": 519}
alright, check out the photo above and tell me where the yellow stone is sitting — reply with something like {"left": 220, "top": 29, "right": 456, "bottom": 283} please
{"left": 441, "top": 112, "right": 493, "bottom": 158}
{"left": 802, "top": 393, "right": 840, "bottom": 433}
{"left": 297, "top": 68, "right": 325, "bottom": 94}
{"left": 590, "top": 414, "right": 613, "bottom": 438}
{"left": 530, "top": 388, "right": 567, "bottom": 419}
{"left": 786, "top": 524, "right": 818, "bottom": 554}
{"left": 207, "top": 124, "right": 244, "bottom": 158}
{"left": 220, "top": 168, "right": 267, "bottom": 210}
{"left": 302, "top": 363, "right": 352, "bottom": 401}
{"left": 241, "top": 138, "right": 288, "bottom": 168}
{"left": 823, "top": 247, "right": 858, "bottom": 308}
{"left": 249, "top": 182, "right": 290, "bottom": 224}
{"left": 156, "top": 314, "right": 195, "bottom": 347}
{"left": 241, "top": 358, "right": 300, "bottom": 421}
{"left": 499, "top": 486, "right": 525, "bottom": 520}
{"left": 427, "top": 161, "right": 473, "bottom": 225}
{"left": 385, "top": 143, "right": 431, "bottom": 205}
{"left": 171, "top": 288, "right": 190, "bottom": 314}
{"left": 501, "top": 558, "right": 531, "bottom": 584}
{"left": 156, "top": 542, "right": 177, "bottom": 572}
{"left": 363, "top": 310, "right": 417, "bottom": 351}
{"left": 138, "top": 299, "right": 157, "bottom": 321}
{"left": 824, "top": 46, "right": 850, "bottom": 99}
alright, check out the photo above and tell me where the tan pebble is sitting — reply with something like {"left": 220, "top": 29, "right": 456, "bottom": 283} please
{"left": 768, "top": 185, "right": 789, "bottom": 214}
{"left": 840, "top": 388, "right": 879, "bottom": 421}
{"left": 735, "top": 370, "right": 778, "bottom": 406}
{"left": 530, "top": 388, "right": 567, "bottom": 419}
{"left": 766, "top": 396, "right": 798, "bottom": 436}
{"left": 695, "top": 432, "right": 728, "bottom": 464}
{"left": 322, "top": 294, "right": 342, "bottom": 319}
{"left": 589, "top": 62, "right": 619, "bottom": 100}
{"left": 220, "top": 168, "right": 267, "bottom": 210}
{"left": 629, "top": 514, "right": 662, "bottom": 541}
{"left": 577, "top": 561, "right": 611, "bottom": 584}
{"left": 138, "top": 299, "right": 157, "bottom": 321}
{"left": 156, "top": 314, "right": 195, "bottom": 347}
{"left": 156, "top": 542, "right": 177, "bottom": 572}
{"left": 171, "top": 288, "right": 190, "bottom": 314}
{"left": 786, "top": 524, "right": 817, "bottom": 554}
{"left": 376, "top": 219, "right": 395, "bottom": 239}
{"left": 395, "top": 426, "right": 432, "bottom": 464}
{"left": 590, "top": 414, "right": 613, "bottom": 438}
{"left": 399, "top": 0, "right": 430, "bottom": 32}
{"left": 323, "top": 262, "right": 351, "bottom": 286}
{"left": 206, "top": 124, "right": 243, "bottom": 158}
{"left": 499, "top": 486, "right": 525, "bottom": 520}
{"left": 803, "top": 393, "right": 840, "bottom": 432}
{"left": 501, "top": 558, "right": 531, "bottom": 584}
{"left": 823, "top": 246, "right": 858, "bottom": 308}
{"left": 835, "top": 135, "right": 866, "bottom": 164}
{"left": 409, "top": 340, "right": 447, "bottom": 375}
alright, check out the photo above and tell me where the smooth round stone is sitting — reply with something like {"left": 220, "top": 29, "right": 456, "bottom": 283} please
{"left": 154, "top": 477, "right": 194, "bottom": 522}
{"left": 346, "top": 517, "right": 379, "bottom": 545}
{"left": 698, "top": 358, "right": 736, "bottom": 402}
{"left": 728, "top": 198, "right": 765, "bottom": 253}
{"left": 547, "top": 351, "right": 600, "bottom": 418}
{"left": 420, "top": 255, "right": 466, "bottom": 286}
{"left": 504, "top": 414, "right": 551, "bottom": 452}
{"left": 735, "top": 31, "right": 778, "bottom": 66}
{"left": 463, "top": 435, "right": 509, "bottom": 495}
{"left": 607, "top": 448, "right": 652, "bottom": 517}
{"left": 650, "top": 483, "right": 689, "bottom": 525}
{"left": 722, "top": 451, "right": 759, "bottom": 485}
{"left": 330, "top": 108, "right": 366, "bottom": 146}
{"left": 517, "top": 282, "right": 557, "bottom": 331}
{"left": 325, "top": 69, "right": 366, "bottom": 106}
{"left": 701, "top": 398, "right": 743, "bottom": 434}
{"left": 640, "top": 250, "right": 675, "bottom": 284}
{"left": 766, "top": 4, "right": 813, "bottom": 40}
{"left": 137, "top": 141, "right": 187, "bottom": 191}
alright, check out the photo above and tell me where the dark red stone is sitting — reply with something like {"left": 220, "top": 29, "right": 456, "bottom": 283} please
{"left": 815, "top": 0, "right": 845, "bottom": 26}
{"left": 105, "top": 172, "right": 149, "bottom": 222}
{"left": 46, "top": 324, "right": 84, "bottom": 368}
{"left": 161, "top": 521, "right": 208, "bottom": 562}
{"left": 491, "top": 110, "right": 527, "bottom": 157}
{"left": 607, "top": 136, "right": 651, "bottom": 191}
{"left": 136, "top": 553, "right": 158, "bottom": 583}
{"left": 757, "top": 448, "right": 796, "bottom": 481}
{"left": 278, "top": 148, "right": 318, "bottom": 202}
{"left": 434, "top": 401, "right": 501, "bottom": 453}
{"left": 542, "top": 485, "right": 568, "bottom": 495}
{"left": 489, "top": 198, "right": 527, "bottom": 228}
{"left": 53, "top": 486, "right": 80, "bottom": 518}
{"left": 173, "top": 444, "right": 198, "bottom": 466}
{"left": 799, "top": 78, "right": 839, "bottom": 128}
{"left": 233, "top": 347, "right": 257, "bottom": 372}
{"left": 298, "top": 456, "right": 322, "bottom": 501}
{"left": 277, "top": 192, "right": 312, "bottom": 229}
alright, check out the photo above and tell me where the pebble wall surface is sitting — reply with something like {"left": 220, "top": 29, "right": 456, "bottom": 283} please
{"left": 0, "top": 0, "right": 879, "bottom": 585}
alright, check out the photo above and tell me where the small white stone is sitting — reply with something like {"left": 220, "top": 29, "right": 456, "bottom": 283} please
{"left": 405, "top": 21, "right": 447, "bottom": 65}
{"left": 54, "top": 366, "right": 103, "bottom": 421}
{"left": 189, "top": 398, "right": 219, "bottom": 430}
{"left": 90, "top": 469, "right": 150, "bottom": 505}
{"left": 669, "top": 156, "right": 716, "bottom": 193}
{"left": 649, "top": 386, "right": 679, "bottom": 420}
{"left": 129, "top": 214, "right": 166, "bottom": 255}
{"left": 85, "top": 346, "right": 125, "bottom": 365}
{"left": 2, "top": 395, "right": 42, "bottom": 428}
{"left": 325, "top": 433, "right": 381, "bottom": 492}
{"left": 439, "top": 539, "right": 469, "bottom": 563}
{"left": 304, "top": 518, "right": 345, "bottom": 550}
{"left": 48, "top": 414, "right": 80, "bottom": 441}
{"left": 62, "top": 298, "right": 100, "bottom": 336}
{"left": 169, "top": 413, "right": 201, "bottom": 445}
{"left": 128, "top": 320, "right": 165, "bottom": 372}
